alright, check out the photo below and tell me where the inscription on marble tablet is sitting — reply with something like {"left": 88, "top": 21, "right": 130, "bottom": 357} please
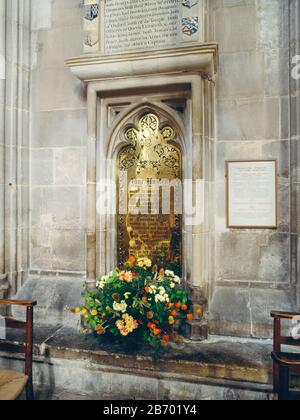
{"left": 105, "top": 0, "right": 181, "bottom": 53}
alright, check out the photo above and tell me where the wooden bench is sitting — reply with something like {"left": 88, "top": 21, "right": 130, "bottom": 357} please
{"left": 271, "top": 311, "right": 300, "bottom": 400}
{"left": 0, "top": 299, "right": 37, "bottom": 400}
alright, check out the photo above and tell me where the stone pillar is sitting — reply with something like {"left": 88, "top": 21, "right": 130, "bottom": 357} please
{"left": 4, "top": 0, "right": 31, "bottom": 295}
{"left": 0, "top": 0, "right": 8, "bottom": 298}
{"left": 86, "top": 84, "right": 97, "bottom": 290}
{"left": 290, "top": 0, "right": 300, "bottom": 308}
{"left": 186, "top": 75, "right": 212, "bottom": 341}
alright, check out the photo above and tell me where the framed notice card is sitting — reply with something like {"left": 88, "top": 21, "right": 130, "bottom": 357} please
{"left": 226, "top": 160, "right": 278, "bottom": 229}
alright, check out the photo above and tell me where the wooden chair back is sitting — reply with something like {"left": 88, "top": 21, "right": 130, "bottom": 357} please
{"left": 271, "top": 311, "right": 300, "bottom": 353}
{"left": 0, "top": 300, "right": 37, "bottom": 400}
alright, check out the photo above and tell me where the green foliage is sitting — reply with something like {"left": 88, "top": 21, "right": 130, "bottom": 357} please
{"left": 72, "top": 257, "right": 193, "bottom": 358}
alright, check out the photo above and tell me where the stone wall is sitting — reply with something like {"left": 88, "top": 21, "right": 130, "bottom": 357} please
{"left": 210, "top": 0, "right": 299, "bottom": 337}
{"left": 30, "top": 0, "right": 86, "bottom": 276}
{"left": 5, "top": 0, "right": 300, "bottom": 336}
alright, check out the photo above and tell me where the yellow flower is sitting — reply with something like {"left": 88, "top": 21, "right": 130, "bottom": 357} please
{"left": 145, "top": 258, "right": 152, "bottom": 267}
{"left": 168, "top": 316, "right": 175, "bottom": 325}
{"left": 81, "top": 309, "right": 88, "bottom": 317}
{"left": 120, "top": 328, "right": 129, "bottom": 337}
{"left": 116, "top": 320, "right": 124, "bottom": 329}
{"left": 116, "top": 314, "right": 138, "bottom": 335}
{"left": 91, "top": 309, "right": 98, "bottom": 316}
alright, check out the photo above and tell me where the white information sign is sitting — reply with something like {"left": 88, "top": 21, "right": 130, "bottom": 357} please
{"left": 227, "top": 161, "right": 277, "bottom": 229}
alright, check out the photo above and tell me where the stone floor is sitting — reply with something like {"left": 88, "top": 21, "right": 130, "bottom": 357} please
{"left": 1, "top": 324, "right": 300, "bottom": 400}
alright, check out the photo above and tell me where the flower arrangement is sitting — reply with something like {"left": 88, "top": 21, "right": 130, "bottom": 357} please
{"left": 73, "top": 256, "right": 192, "bottom": 356}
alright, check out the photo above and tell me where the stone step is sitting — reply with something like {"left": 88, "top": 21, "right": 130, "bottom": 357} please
{"left": 0, "top": 324, "right": 277, "bottom": 400}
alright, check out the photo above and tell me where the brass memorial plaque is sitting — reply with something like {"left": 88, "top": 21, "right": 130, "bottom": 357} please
{"left": 117, "top": 113, "right": 182, "bottom": 273}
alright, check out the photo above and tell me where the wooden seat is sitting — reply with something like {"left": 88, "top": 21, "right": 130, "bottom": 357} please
{"left": 272, "top": 352, "right": 300, "bottom": 367}
{"left": 271, "top": 311, "right": 300, "bottom": 401}
{"left": 0, "top": 299, "right": 37, "bottom": 400}
{"left": 0, "top": 370, "right": 28, "bottom": 401}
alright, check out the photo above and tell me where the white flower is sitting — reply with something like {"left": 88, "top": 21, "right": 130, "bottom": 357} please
{"left": 96, "top": 276, "right": 110, "bottom": 289}
{"left": 148, "top": 285, "right": 157, "bottom": 295}
{"left": 96, "top": 280, "right": 104, "bottom": 289}
{"left": 170, "top": 282, "right": 175, "bottom": 289}
{"left": 155, "top": 294, "right": 162, "bottom": 303}
{"left": 113, "top": 301, "right": 127, "bottom": 313}
{"left": 155, "top": 292, "right": 169, "bottom": 304}
{"left": 174, "top": 276, "right": 181, "bottom": 284}
{"left": 159, "top": 286, "right": 166, "bottom": 295}
{"left": 124, "top": 292, "right": 131, "bottom": 300}
{"left": 96, "top": 275, "right": 109, "bottom": 289}
{"left": 165, "top": 270, "right": 175, "bottom": 278}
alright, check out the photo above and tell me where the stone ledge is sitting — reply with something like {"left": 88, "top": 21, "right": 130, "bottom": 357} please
{"left": 1, "top": 324, "right": 273, "bottom": 390}
{"left": 65, "top": 43, "right": 218, "bottom": 82}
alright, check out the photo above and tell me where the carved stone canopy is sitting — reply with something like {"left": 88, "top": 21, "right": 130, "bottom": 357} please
{"left": 65, "top": 44, "right": 218, "bottom": 83}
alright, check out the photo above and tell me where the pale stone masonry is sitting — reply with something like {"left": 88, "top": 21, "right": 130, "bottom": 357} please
{"left": 0, "top": 0, "right": 299, "bottom": 337}
{"left": 0, "top": 0, "right": 5, "bottom": 302}
{"left": 210, "top": 0, "right": 299, "bottom": 336}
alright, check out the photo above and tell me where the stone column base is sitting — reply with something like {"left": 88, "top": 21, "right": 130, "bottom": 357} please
{"left": 186, "top": 321, "right": 208, "bottom": 341}
{"left": 186, "top": 287, "right": 208, "bottom": 341}
{"left": 0, "top": 274, "right": 9, "bottom": 316}
{"left": 0, "top": 274, "right": 8, "bottom": 297}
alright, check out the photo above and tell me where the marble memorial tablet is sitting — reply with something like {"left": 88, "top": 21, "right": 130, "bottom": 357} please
{"left": 227, "top": 161, "right": 278, "bottom": 229}
{"left": 105, "top": 0, "right": 180, "bottom": 53}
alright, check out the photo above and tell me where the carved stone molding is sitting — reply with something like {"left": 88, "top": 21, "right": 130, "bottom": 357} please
{"left": 66, "top": 43, "right": 218, "bottom": 82}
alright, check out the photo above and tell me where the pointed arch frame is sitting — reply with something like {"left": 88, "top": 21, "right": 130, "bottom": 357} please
{"left": 103, "top": 102, "right": 188, "bottom": 279}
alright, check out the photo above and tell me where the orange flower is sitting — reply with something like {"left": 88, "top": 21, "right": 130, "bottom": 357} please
{"left": 168, "top": 303, "right": 175, "bottom": 308}
{"left": 95, "top": 325, "right": 106, "bottom": 335}
{"left": 142, "top": 296, "right": 148, "bottom": 303}
{"left": 163, "top": 335, "right": 170, "bottom": 343}
{"left": 153, "top": 328, "right": 162, "bottom": 336}
{"left": 159, "top": 268, "right": 165, "bottom": 277}
{"left": 187, "top": 313, "right": 193, "bottom": 321}
{"left": 144, "top": 286, "right": 150, "bottom": 293}
{"left": 146, "top": 312, "right": 154, "bottom": 319}
{"left": 175, "top": 302, "right": 182, "bottom": 309}
{"left": 147, "top": 322, "right": 153, "bottom": 329}
{"left": 152, "top": 265, "right": 158, "bottom": 273}
{"left": 81, "top": 309, "right": 88, "bottom": 316}
{"left": 128, "top": 256, "right": 136, "bottom": 265}
{"left": 181, "top": 304, "right": 188, "bottom": 311}
{"left": 171, "top": 309, "right": 178, "bottom": 317}
{"left": 119, "top": 271, "right": 133, "bottom": 283}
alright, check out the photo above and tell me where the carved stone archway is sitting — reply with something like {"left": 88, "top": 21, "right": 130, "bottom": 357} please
{"left": 66, "top": 45, "right": 218, "bottom": 339}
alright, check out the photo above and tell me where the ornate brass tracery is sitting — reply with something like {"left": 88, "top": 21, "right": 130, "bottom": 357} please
{"left": 117, "top": 113, "right": 182, "bottom": 273}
